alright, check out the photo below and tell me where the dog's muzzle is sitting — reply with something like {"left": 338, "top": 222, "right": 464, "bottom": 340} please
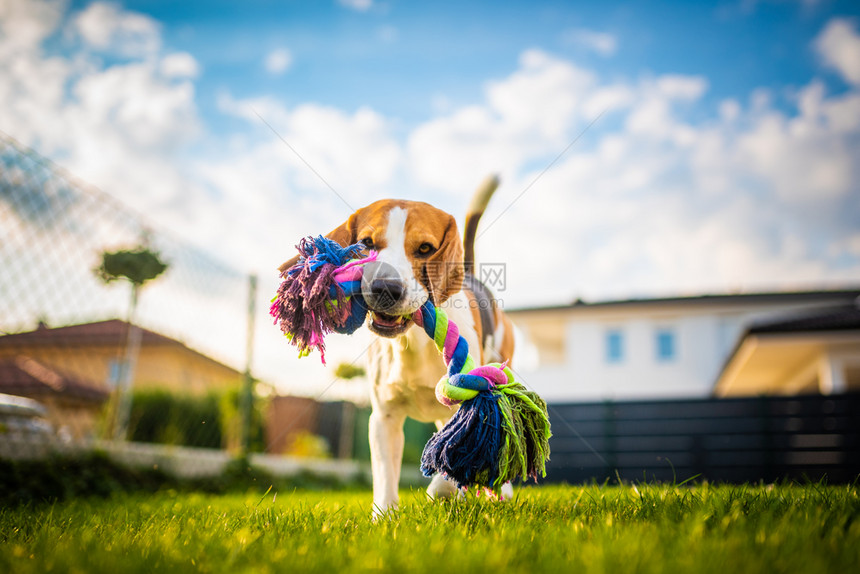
{"left": 361, "top": 260, "right": 415, "bottom": 337}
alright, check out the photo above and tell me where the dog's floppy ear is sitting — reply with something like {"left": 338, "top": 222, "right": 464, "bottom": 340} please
{"left": 277, "top": 214, "right": 357, "bottom": 273}
{"left": 425, "top": 214, "right": 464, "bottom": 304}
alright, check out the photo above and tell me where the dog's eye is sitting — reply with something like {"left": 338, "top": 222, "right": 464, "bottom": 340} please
{"left": 416, "top": 242, "right": 436, "bottom": 257}
{"left": 361, "top": 237, "right": 375, "bottom": 250}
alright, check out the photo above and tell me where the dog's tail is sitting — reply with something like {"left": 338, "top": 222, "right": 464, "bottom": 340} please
{"left": 463, "top": 174, "right": 500, "bottom": 275}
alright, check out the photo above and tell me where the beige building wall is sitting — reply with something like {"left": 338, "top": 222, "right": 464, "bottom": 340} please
{"left": 0, "top": 343, "right": 241, "bottom": 395}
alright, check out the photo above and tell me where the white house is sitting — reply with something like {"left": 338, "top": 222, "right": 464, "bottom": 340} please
{"left": 714, "top": 304, "right": 860, "bottom": 397}
{"left": 508, "top": 289, "right": 860, "bottom": 403}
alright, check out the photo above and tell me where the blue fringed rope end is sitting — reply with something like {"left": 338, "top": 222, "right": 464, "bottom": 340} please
{"left": 420, "top": 392, "right": 503, "bottom": 487}
{"left": 290, "top": 235, "right": 364, "bottom": 274}
{"left": 420, "top": 384, "right": 551, "bottom": 490}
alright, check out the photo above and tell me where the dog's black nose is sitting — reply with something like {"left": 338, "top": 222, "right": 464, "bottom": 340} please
{"left": 369, "top": 278, "right": 404, "bottom": 310}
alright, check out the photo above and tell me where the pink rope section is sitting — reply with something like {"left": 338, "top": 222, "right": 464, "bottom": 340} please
{"left": 468, "top": 363, "right": 509, "bottom": 388}
{"left": 332, "top": 251, "right": 377, "bottom": 283}
{"left": 412, "top": 310, "right": 424, "bottom": 327}
{"left": 443, "top": 320, "right": 460, "bottom": 362}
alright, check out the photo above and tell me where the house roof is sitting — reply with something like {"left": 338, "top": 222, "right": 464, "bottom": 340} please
{"left": 746, "top": 306, "right": 860, "bottom": 335}
{"left": 507, "top": 288, "right": 860, "bottom": 314}
{"left": 0, "top": 319, "right": 241, "bottom": 375}
{"left": 0, "top": 356, "right": 109, "bottom": 403}
{"left": 0, "top": 319, "right": 176, "bottom": 348}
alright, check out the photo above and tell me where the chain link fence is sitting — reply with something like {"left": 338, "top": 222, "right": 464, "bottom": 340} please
{"left": 0, "top": 131, "right": 262, "bottom": 461}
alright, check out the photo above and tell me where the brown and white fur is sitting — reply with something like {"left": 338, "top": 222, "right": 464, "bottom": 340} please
{"left": 279, "top": 176, "right": 514, "bottom": 516}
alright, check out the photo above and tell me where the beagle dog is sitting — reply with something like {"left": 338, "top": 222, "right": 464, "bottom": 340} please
{"left": 280, "top": 176, "right": 514, "bottom": 515}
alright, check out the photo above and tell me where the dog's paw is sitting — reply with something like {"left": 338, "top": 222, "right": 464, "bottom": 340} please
{"left": 426, "top": 473, "right": 459, "bottom": 500}
{"left": 476, "top": 482, "right": 514, "bottom": 501}
{"left": 371, "top": 501, "right": 399, "bottom": 522}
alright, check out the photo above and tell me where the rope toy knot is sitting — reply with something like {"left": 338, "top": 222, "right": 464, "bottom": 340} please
{"left": 271, "top": 235, "right": 551, "bottom": 490}
{"left": 434, "top": 363, "right": 508, "bottom": 407}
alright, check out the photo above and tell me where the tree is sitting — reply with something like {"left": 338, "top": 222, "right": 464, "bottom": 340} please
{"left": 95, "top": 245, "right": 168, "bottom": 441}
{"left": 96, "top": 248, "right": 168, "bottom": 286}
{"left": 334, "top": 362, "right": 366, "bottom": 380}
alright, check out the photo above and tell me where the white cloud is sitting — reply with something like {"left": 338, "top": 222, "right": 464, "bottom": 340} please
{"left": 0, "top": 3, "right": 72, "bottom": 150}
{"left": 488, "top": 50, "right": 596, "bottom": 137}
{"left": 71, "top": 2, "right": 161, "bottom": 58}
{"left": 264, "top": 48, "right": 292, "bottom": 75}
{"left": 399, "top": 35, "right": 860, "bottom": 305}
{"left": 832, "top": 234, "right": 860, "bottom": 257}
{"left": 655, "top": 75, "right": 709, "bottom": 100}
{"left": 408, "top": 50, "right": 597, "bottom": 192}
{"left": 0, "top": 0, "right": 205, "bottom": 233}
{"left": 217, "top": 94, "right": 401, "bottom": 205}
{"left": 201, "top": 90, "right": 408, "bottom": 281}
{"left": 338, "top": 0, "right": 373, "bottom": 12}
{"left": 562, "top": 28, "right": 618, "bottom": 56}
{"left": 0, "top": 0, "right": 64, "bottom": 57}
{"left": 719, "top": 99, "right": 741, "bottom": 121}
{"left": 815, "top": 17, "right": 860, "bottom": 86}
{"left": 582, "top": 84, "right": 636, "bottom": 118}
{"left": 408, "top": 48, "right": 857, "bottom": 305}
{"left": 737, "top": 80, "right": 859, "bottom": 202}
{"left": 625, "top": 76, "right": 708, "bottom": 144}
{"left": 160, "top": 52, "right": 199, "bottom": 78}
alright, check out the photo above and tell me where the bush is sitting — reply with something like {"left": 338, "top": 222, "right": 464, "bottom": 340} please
{"left": 0, "top": 452, "right": 367, "bottom": 506}
{"left": 127, "top": 390, "right": 223, "bottom": 448}
{"left": 125, "top": 389, "right": 266, "bottom": 451}
{"left": 0, "top": 452, "right": 170, "bottom": 506}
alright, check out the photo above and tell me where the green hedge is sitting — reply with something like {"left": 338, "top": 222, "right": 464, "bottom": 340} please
{"left": 0, "top": 453, "right": 369, "bottom": 507}
{"left": 0, "top": 452, "right": 169, "bottom": 505}
{"left": 126, "top": 388, "right": 266, "bottom": 451}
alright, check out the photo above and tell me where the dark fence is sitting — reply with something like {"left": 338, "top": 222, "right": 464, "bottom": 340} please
{"left": 546, "top": 392, "right": 860, "bottom": 484}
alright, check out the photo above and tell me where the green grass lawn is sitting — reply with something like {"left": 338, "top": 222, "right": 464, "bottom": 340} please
{"left": 1, "top": 483, "right": 858, "bottom": 573}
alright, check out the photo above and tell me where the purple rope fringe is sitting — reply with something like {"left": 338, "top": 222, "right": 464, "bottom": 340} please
{"left": 270, "top": 236, "right": 361, "bottom": 363}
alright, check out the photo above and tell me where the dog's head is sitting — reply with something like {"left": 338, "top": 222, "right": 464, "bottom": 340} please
{"left": 279, "top": 200, "right": 464, "bottom": 337}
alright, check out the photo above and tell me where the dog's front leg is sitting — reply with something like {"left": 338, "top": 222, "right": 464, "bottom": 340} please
{"left": 369, "top": 409, "right": 406, "bottom": 518}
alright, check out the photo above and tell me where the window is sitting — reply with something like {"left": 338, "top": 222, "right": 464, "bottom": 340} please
{"left": 107, "top": 359, "right": 124, "bottom": 388}
{"left": 655, "top": 329, "right": 676, "bottom": 362}
{"left": 605, "top": 329, "right": 624, "bottom": 363}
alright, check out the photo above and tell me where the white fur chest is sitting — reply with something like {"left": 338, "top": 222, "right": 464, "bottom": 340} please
{"left": 365, "top": 290, "right": 479, "bottom": 424}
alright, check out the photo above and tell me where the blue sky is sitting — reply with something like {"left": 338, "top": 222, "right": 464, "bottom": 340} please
{"left": 107, "top": 0, "right": 857, "bottom": 125}
{"left": 2, "top": 0, "right": 860, "bottom": 387}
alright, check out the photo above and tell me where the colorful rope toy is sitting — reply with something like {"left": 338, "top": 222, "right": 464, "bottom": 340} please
{"left": 271, "top": 235, "right": 551, "bottom": 491}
